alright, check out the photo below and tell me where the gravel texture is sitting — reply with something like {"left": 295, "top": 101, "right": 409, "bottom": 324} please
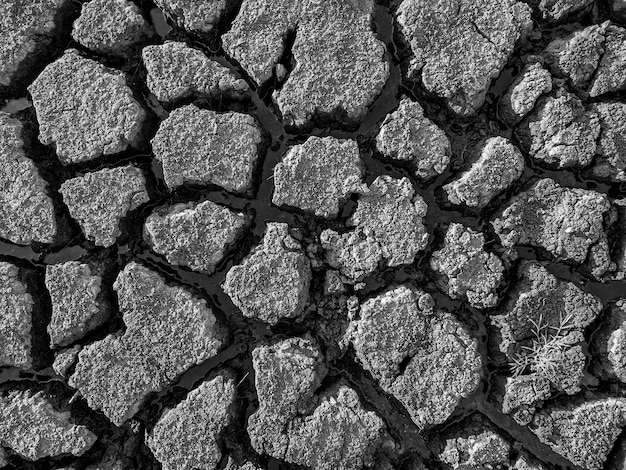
{"left": 69, "top": 262, "right": 228, "bottom": 425}
{"left": 60, "top": 165, "right": 149, "bottom": 248}
{"left": 142, "top": 41, "right": 248, "bottom": 104}
{"left": 152, "top": 104, "right": 263, "bottom": 193}
{"left": 144, "top": 200, "right": 250, "bottom": 274}
{"left": 0, "top": 113, "right": 57, "bottom": 245}
{"left": 29, "top": 50, "right": 147, "bottom": 164}
{"left": 72, "top": 0, "right": 156, "bottom": 57}
{"left": 273, "top": 136, "right": 366, "bottom": 218}
{"left": 45, "top": 262, "right": 110, "bottom": 348}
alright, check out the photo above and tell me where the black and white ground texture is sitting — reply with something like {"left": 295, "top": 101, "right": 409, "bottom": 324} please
{"left": 2, "top": 0, "right": 626, "bottom": 469}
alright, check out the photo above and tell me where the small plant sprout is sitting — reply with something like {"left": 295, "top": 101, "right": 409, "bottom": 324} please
{"left": 509, "top": 310, "right": 576, "bottom": 378}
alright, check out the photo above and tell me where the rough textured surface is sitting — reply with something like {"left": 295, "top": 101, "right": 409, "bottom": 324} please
{"left": 437, "top": 415, "right": 511, "bottom": 470}
{"left": 60, "top": 165, "right": 149, "bottom": 248}
{"left": 590, "top": 101, "right": 626, "bottom": 182}
{"left": 0, "top": 0, "right": 71, "bottom": 92}
{"left": 444, "top": 137, "right": 525, "bottom": 209}
{"left": 52, "top": 345, "right": 81, "bottom": 378}
{"left": 144, "top": 200, "right": 250, "bottom": 274}
{"left": 532, "top": 398, "right": 626, "bottom": 470}
{"left": 430, "top": 223, "right": 505, "bottom": 309}
{"left": 152, "top": 104, "right": 262, "bottom": 193}
{"left": 46, "top": 262, "right": 110, "bottom": 348}
{"left": 532, "top": 0, "right": 593, "bottom": 21}
{"left": 153, "top": 0, "right": 233, "bottom": 36}
{"left": 492, "top": 178, "right": 612, "bottom": 264}
{"left": 223, "top": 223, "right": 311, "bottom": 325}
{"left": 29, "top": 50, "right": 146, "bottom": 164}
{"left": 590, "top": 301, "right": 626, "bottom": 382}
{"left": 147, "top": 370, "right": 237, "bottom": 470}
{"left": 396, "top": 0, "right": 532, "bottom": 115}
{"left": 499, "top": 62, "right": 553, "bottom": 125}
{"left": 248, "top": 336, "right": 385, "bottom": 469}
{"left": 0, "top": 262, "right": 33, "bottom": 369}
{"left": 542, "top": 24, "right": 605, "bottom": 90}
{"left": 69, "top": 262, "right": 228, "bottom": 425}
{"left": 349, "top": 285, "right": 482, "bottom": 429}
{"left": 349, "top": 176, "right": 429, "bottom": 266}
{"left": 0, "top": 113, "right": 57, "bottom": 245}
{"left": 0, "top": 390, "right": 96, "bottom": 460}
{"left": 223, "top": 0, "right": 389, "bottom": 126}
{"left": 491, "top": 262, "right": 602, "bottom": 394}
{"left": 589, "top": 24, "right": 626, "bottom": 97}
{"left": 516, "top": 91, "right": 599, "bottom": 168}
{"left": 501, "top": 374, "right": 552, "bottom": 425}
{"left": 375, "top": 98, "right": 451, "bottom": 179}
{"left": 273, "top": 136, "right": 365, "bottom": 218}
{"left": 143, "top": 42, "right": 248, "bottom": 104}
{"left": 320, "top": 228, "right": 383, "bottom": 282}
{"left": 72, "top": 0, "right": 156, "bottom": 57}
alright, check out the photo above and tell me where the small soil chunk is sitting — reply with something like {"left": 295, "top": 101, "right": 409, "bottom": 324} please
{"left": 0, "top": 0, "right": 72, "bottom": 93}
{"left": 45, "top": 262, "right": 110, "bottom": 349}
{"left": 248, "top": 335, "right": 385, "bottom": 469}
{"left": 144, "top": 200, "right": 250, "bottom": 274}
{"left": 436, "top": 414, "right": 511, "bottom": 469}
{"left": 142, "top": 42, "right": 248, "bottom": 104}
{"left": 375, "top": 98, "right": 451, "bottom": 180}
{"left": 590, "top": 300, "right": 626, "bottom": 382}
{"left": 589, "top": 24, "right": 626, "bottom": 97}
{"left": 532, "top": 0, "right": 593, "bottom": 22}
{"left": 491, "top": 262, "right": 602, "bottom": 394}
{"left": 152, "top": 104, "right": 262, "bottom": 193}
{"left": 273, "top": 136, "right": 366, "bottom": 218}
{"left": 348, "top": 285, "right": 482, "bottom": 429}
{"left": 444, "top": 136, "right": 525, "bottom": 209}
{"left": 499, "top": 62, "right": 553, "bottom": 126}
{"left": 430, "top": 223, "right": 505, "bottom": 309}
{"left": 0, "top": 262, "right": 34, "bottom": 369}
{"left": 0, "top": 113, "right": 57, "bottom": 245}
{"left": 223, "top": 223, "right": 311, "bottom": 325}
{"left": 52, "top": 345, "right": 81, "bottom": 378}
{"left": 590, "top": 101, "right": 626, "bottom": 182}
{"left": 147, "top": 370, "right": 237, "bottom": 470}
{"left": 72, "top": 0, "right": 156, "bottom": 57}
{"left": 223, "top": 0, "right": 388, "bottom": 126}
{"left": 153, "top": 0, "right": 235, "bottom": 36}
{"left": 320, "top": 228, "right": 384, "bottom": 282}
{"left": 396, "top": 0, "right": 532, "bottom": 115}
{"left": 492, "top": 178, "right": 612, "bottom": 264}
{"left": 531, "top": 398, "right": 626, "bottom": 470}
{"left": 69, "top": 262, "right": 228, "bottom": 425}
{"left": 516, "top": 91, "right": 599, "bottom": 168}
{"left": 0, "top": 390, "right": 96, "bottom": 460}
{"left": 60, "top": 165, "right": 149, "bottom": 248}
{"left": 349, "top": 176, "right": 428, "bottom": 266}
{"left": 29, "top": 50, "right": 146, "bottom": 164}
{"left": 501, "top": 374, "right": 552, "bottom": 425}
{"left": 542, "top": 24, "right": 606, "bottom": 90}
